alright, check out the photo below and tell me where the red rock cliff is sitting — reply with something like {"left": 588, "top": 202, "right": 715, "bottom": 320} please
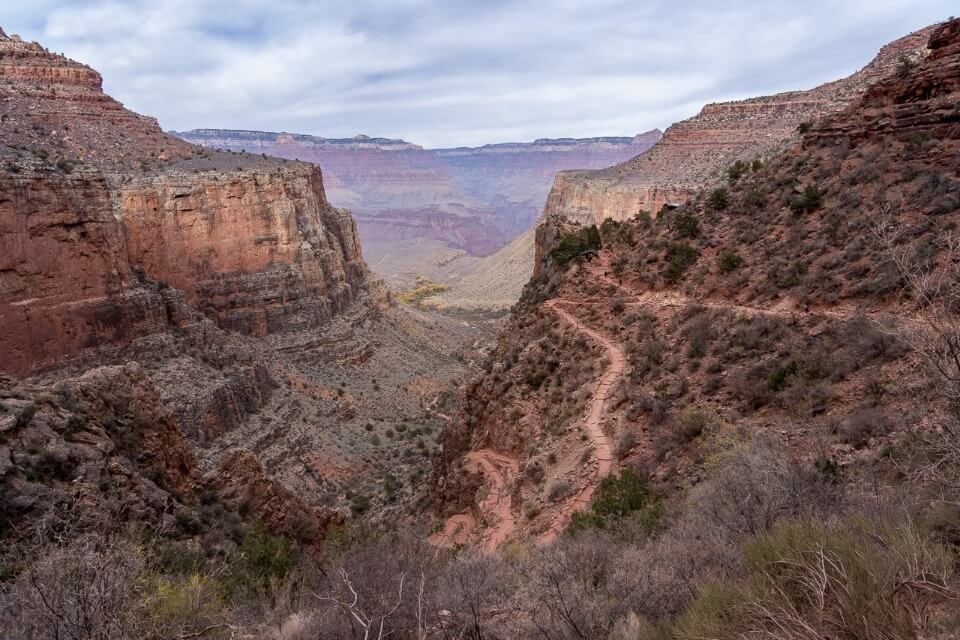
{"left": 0, "top": 30, "right": 381, "bottom": 375}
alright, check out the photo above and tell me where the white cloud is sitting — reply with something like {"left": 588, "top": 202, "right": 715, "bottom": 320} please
{"left": 5, "top": 0, "right": 954, "bottom": 147}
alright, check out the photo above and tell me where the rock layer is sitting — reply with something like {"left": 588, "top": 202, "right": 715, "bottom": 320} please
{"left": 542, "top": 25, "right": 935, "bottom": 225}
{"left": 0, "top": 30, "right": 381, "bottom": 375}
{"left": 174, "top": 129, "right": 663, "bottom": 256}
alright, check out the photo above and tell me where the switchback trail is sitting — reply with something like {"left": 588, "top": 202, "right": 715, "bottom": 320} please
{"left": 538, "top": 298, "right": 624, "bottom": 544}
{"left": 431, "top": 448, "right": 519, "bottom": 553}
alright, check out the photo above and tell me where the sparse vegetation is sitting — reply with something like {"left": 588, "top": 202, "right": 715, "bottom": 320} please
{"left": 396, "top": 275, "right": 450, "bottom": 304}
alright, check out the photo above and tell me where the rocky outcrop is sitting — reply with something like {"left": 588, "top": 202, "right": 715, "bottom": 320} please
{"left": 0, "top": 31, "right": 195, "bottom": 169}
{"left": 174, "top": 128, "right": 663, "bottom": 256}
{"left": 0, "top": 363, "right": 199, "bottom": 539}
{"left": 211, "top": 449, "right": 343, "bottom": 549}
{"left": 811, "top": 19, "right": 960, "bottom": 150}
{"left": 119, "top": 163, "right": 373, "bottom": 337}
{"left": 541, "top": 25, "right": 935, "bottom": 226}
{"left": 0, "top": 161, "right": 170, "bottom": 376}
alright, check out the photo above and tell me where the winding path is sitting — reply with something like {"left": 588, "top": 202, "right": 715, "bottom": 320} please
{"left": 537, "top": 299, "right": 624, "bottom": 544}
{"left": 430, "top": 445, "right": 519, "bottom": 552}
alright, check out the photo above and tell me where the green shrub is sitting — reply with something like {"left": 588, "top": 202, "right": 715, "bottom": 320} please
{"left": 797, "top": 121, "right": 813, "bottom": 134}
{"left": 790, "top": 184, "right": 823, "bottom": 213}
{"left": 716, "top": 248, "right": 743, "bottom": 273}
{"left": 672, "top": 211, "right": 700, "bottom": 238}
{"left": 550, "top": 225, "right": 602, "bottom": 265}
{"left": 767, "top": 361, "right": 798, "bottom": 391}
{"left": 707, "top": 187, "right": 730, "bottom": 210}
{"left": 664, "top": 243, "right": 699, "bottom": 283}
{"left": 223, "top": 522, "right": 297, "bottom": 599}
{"left": 568, "top": 469, "right": 662, "bottom": 534}
{"left": 726, "top": 160, "right": 750, "bottom": 182}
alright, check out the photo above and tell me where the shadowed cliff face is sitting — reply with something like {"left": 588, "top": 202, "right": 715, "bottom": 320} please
{"left": 173, "top": 129, "right": 663, "bottom": 257}
{"left": 0, "top": 30, "right": 382, "bottom": 375}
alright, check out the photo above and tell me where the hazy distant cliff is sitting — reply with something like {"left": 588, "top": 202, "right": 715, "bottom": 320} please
{"left": 174, "top": 128, "right": 663, "bottom": 256}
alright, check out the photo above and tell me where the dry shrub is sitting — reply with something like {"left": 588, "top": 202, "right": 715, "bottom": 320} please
{"left": 837, "top": 405, "right": 893, "bottom": 448}
{"left": 1, "top": 536, "right": 145, "bottom": 640}
{"left": 675, "top": 513, "right": 955, "bottom": 640}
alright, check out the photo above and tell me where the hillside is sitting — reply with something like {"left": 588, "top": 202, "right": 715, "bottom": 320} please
{"left": 434, "top": 24, "right": 936, "bottom": 313}
{"left": 433, "top": 12, "right": 958, "bottom": 590}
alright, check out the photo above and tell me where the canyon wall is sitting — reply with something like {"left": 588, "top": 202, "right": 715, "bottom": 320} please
{"left": 0, "top": 30, "right": 381, "bottom": 375}
{"left": 541, "top": 24, "right": 935, "bottom": 226}
{"left": 174, "top": 129, "right": 663, "bottom": 256}
{"left": 119, "top": 163, "right": 371, "bottom": 337}
{"left": 0, "top": 160, "right": 170, "bottom": 375}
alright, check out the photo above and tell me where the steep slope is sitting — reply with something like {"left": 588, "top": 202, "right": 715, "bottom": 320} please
{"left": 432, "top": 19, "right": 959, "bottom": 550}
{"left": 424, "top": 27, "right": 935, "bottom": 313}
{"left": 543, "top": 24, "right": 935, "bottom": 225}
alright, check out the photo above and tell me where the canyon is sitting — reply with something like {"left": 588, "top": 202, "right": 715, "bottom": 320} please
{"left": 430, "top": 23, "right": 938, "bottom": 312}
{"left": 432, "top": 18, "right": 959, "bottom": 554}
{"left": 173, "top": 128, "right": 662, "bottom": 293}
{"left": 1, "top": 10, "right": 959, "bottom": 638}
{"left": 0, "top": 28, "right": 489, "bottom": 555}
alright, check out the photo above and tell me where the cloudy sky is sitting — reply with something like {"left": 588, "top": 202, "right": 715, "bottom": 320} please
{"left": 4, "top": 1, "right": 954, "bottom": 147}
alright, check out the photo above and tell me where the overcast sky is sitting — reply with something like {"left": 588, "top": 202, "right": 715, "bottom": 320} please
{"left": 4, "top": 1, "right": 954, "bottom": 147}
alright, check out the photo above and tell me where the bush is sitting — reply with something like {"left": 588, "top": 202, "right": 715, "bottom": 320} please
{"left": 837, "top": 406, "right": 892, "bottom": 448}
{"left": 569, "top": 469, "right": 661, "bottom": 534}
{"left": 672, "top": 211, "right": 700, "bottom": 238}
{"left": 16, "top": 403, "right": 38, "bottom": 428}
{"left": 790, "top": 183, "right": 823, "bottom": 213}
{"left": 350, "top": 494, "right": 372, "bottom": 515}
{"left": 664, "top": 243, "right": 699, "bottom": 283}
{"left": 550, "top": 225, "right": 602, "bottom": 265}
{"left": 223, "top": 522, "right": 298, "bottom": 599}
{"left": 716, "top": 248, "right": 744, "bottom": 273}
{"left": 678, "top": 514, "right": 954, "bottom": 640}
{"left": 707, "top": 187, "right": 730, "bottom": 211}
{"left": 547, "top": 480, "right": 572, "bottom": 502}
{"left": 616, "top": 429, "right": 639, "bottom": 460}
{"left": 726, "top": 160, "right": 750, "bottom": 182}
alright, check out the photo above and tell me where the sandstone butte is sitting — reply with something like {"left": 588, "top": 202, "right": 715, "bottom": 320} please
{"left": 0, "top": 29, "right": 382, "bottom": 377}
{"left": 173, "top": 128, "right": 664, "bottom": 258}
{"left": 443, "top": 23, "right": 935, "bottom": 300}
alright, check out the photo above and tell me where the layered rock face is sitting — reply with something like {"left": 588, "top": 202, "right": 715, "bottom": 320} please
{"left": 0, "top": 30, "right": 380, "bottom": 375}
{"left": 0, "top": 33, "right": 194, "bottom": 168}
{"left": 0, "top": 159, "right": 170, "bottom": 376}
{"left": 542, "top": 25, "right": 935, "bottom": 225}
{"left": 119, "top": 164, "right": 370, "bottom": 337}
{"left": 174, "top": 129, "right": 662, "bottom": 256}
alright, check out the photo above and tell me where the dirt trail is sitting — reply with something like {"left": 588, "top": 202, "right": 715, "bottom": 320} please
{"left": 588, "top": 255, "right": 926, "bottom": 329}
{"left": 468, "top": 449, "right": 520, "bottom": 551}
{"left": 431, "top": 447, "right": 519, "bottom": 553}
{"left": 537, "top": 298, "right": 624, "bottom": 544}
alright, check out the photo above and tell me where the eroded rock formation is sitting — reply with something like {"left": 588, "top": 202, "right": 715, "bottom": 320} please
{"left": 542, "top": 25, "right": 935, "bottom": 225}
{"left": 174, "top": 129, "right": 663, "bottom": 256}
